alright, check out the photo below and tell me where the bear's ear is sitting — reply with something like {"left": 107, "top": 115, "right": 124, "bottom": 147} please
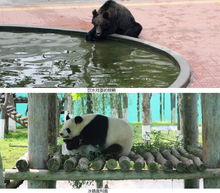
{"left": 92, "top": 9, "right": 98, "bottom": 17}
{"left": 103, "top": 12, "right": 109, "bottom": 19}
{"left": 74, "top": 116, "right": 83, "bottom": 124}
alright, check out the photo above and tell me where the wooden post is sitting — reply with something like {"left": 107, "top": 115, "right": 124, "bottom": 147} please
{"left": 143, "top": 152, "right": 158, "bottom": 172}
{"left": 201, "top": 94, "right": 220, "bottom": 188}
{"left": 16, "top": 152, "right": 29, "bottom": 172}
{"left": 78, "top": 157, "right": 90, "bottom": 171}
{"left": 106, "top": 159, "right": 117, "bottom": 170}
{"left": 180, "top": 93, "right": 199, "bottom": 188}
{"left": 0, "top": 153, "right": 5, "bottom": 188}
{"left": 28, "top": 93, "right": 50, "bottom": 188}
{"left": 91, "top": 158, "right": 105, "bottom": 171}
{"left": 47, "top": 152, "right": 61, "bottom": 172}
{"left": 64, "top": 157, "right": 78, "bottom": 172}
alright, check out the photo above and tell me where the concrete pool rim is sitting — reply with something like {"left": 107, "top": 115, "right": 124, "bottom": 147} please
{"left": 0, "top": 25, "right": 192, "bottom": 88}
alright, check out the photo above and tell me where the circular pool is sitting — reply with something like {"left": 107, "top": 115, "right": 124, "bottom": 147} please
{"left": 0, "top": 25, "right": 191, "bottom": 88}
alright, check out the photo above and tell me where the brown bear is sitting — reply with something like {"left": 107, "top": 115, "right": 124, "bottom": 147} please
{"left": 86, "top": 0, "right": 142, "bottom": 41}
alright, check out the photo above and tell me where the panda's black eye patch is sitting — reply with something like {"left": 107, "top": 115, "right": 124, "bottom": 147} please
{"left": 66, "top": 128, "right": 71, "bottom": 134}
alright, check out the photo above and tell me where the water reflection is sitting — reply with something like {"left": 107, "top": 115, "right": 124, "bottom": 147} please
{"left": 0, "top": 32, "right": 179, "bottom": 87}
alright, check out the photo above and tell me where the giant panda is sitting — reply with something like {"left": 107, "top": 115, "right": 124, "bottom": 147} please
{"left": 60, "top": 114, "right": 133, "bottom": 158}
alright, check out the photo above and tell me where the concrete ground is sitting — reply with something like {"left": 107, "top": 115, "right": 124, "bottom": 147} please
{"left": 1, "top": 0, "right": 220, "bottom": 88}
{"left": 18, "top": 179, "right": 203, "bottom": 189}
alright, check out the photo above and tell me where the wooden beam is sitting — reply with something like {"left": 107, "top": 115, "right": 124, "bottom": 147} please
{"left": 4, "top": 169, "right": 220, "bottom": 181}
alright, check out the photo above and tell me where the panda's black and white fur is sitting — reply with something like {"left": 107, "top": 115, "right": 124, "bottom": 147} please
{"left": 60, "top": 114, "right": 133, "bottom": 157}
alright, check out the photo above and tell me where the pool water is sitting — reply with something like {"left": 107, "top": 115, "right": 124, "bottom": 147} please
{"left": 0, "top": 32, "right": 179, "bottom": 87}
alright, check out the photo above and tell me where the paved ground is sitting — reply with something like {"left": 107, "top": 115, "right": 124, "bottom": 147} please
{"left": 18, "top": 179, "right": 203, "bottom": 189}
{"left": 0, "top": 0, "right": 220, "bottom": 88}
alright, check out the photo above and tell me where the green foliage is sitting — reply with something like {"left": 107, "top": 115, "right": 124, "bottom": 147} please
{"left": 71, "top": 93, "right": 85, "bottom": 101}
{"left": 132, "top": 125, "right": 181, "bottom": 155}
{"left": 68, "top": 180, "right": 94, "bottom": 189}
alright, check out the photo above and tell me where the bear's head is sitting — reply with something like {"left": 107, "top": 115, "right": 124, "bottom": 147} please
{"left": 60, "top": 116, "right": 83, "bottom": 139}
{"left": 92, "top": 9, "right": 111, "bottom": 38}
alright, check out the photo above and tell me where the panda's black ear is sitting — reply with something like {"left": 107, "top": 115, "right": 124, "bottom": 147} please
{"left": 66, "top": 113, "right": 70, "bottom": 121}
{"left": 74, "top": 116, "right": 83, "bottom": 124}
{"left": 92, "top": 9, "right": 98, "bottom": 17}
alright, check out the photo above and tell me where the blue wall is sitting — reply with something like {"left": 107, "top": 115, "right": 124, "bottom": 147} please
{"left": 1, "top": 93, "right": 202, "bottom": 123}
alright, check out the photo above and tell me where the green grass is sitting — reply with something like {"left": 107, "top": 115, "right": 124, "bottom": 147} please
{"left": 0, "top": 122, "right": 202, "bottom": 170}
{"left": 0, "top": 128, "right": 28, "bottom": 170}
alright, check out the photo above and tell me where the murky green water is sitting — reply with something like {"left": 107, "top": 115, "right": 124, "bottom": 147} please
{"left": 0, "top": 32, "right": 179, "bottom": 87}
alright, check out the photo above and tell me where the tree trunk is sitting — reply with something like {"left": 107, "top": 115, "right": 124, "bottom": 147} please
{"left": 81, "top": 97, "right": 85, "bottom": 114}
{"left": 8, "top": 94, "right": 16, "bottom": 132}
{"left": 0, "top": 93, "right": 9, "bottom": 138}
{"left": 142, "top": 93, "right": 151, "bottom": 144}
{"left": 64, "top": 94, "right": 73, "bottom": 122}
{"left": 102, "top": 94, "right": 105, "bottom": 115}
{"left": 86, "top": 93, "right": 93, "bottom": 114}
{"left": 117, "top": 94, "right": 123, "bottom": 119}
{"left": 48, "top": 94, "right": 58, "bottom": 152}
{"left": 171, "top": 93, "right": 176, "bottom": 124}
{"left": 163, "top": 93, "right": 165, "bottom": 121}
{"left": 28, "top": 94, "right": 52, "bottom": 188}
{"left": 47, "top": 94, "right": 58, "bottom": 188}
{"left": 57, "top": 96, "right": 65, "bottom": 135}
{"left": 180, "top": 93, "right": 199, "bottom": 188}
{"left": 137, "top": 93, "right": 140, "bottom": 122}
{"left": 110, "top": 94, "right": 117, "bottom": 118}
{"left": 202, "top": 94, "right": 220, "bottom": 188}
{"left": 123, "top": 94, "right": 128, "bottom": 121}
{"left": 177, "top": 94, "right": 183, "bottom": 142}
{"left": 160, "top": 93, "right": 162, "bottom": 121}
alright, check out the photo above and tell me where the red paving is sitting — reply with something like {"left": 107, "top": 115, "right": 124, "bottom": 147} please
{"left": 0, "top": 0, "right": 220, "bottom": 88}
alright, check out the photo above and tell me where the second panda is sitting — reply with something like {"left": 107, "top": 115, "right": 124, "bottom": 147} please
{"left": 60, "top": 114, "right": 134, "bottom": 158}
